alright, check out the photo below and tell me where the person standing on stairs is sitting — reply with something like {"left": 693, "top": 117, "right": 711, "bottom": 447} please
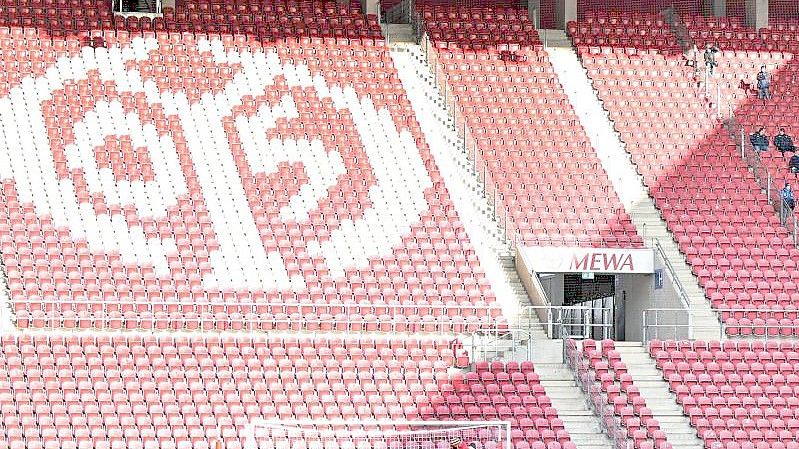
{"left": 781, "top": 183, "right": 795, "bottom": 225}
{"left": 704, "top": 43, "right": 719, "bottom": 76}
{"left": 757, "top": 65, "right": 772, "bottom": 101}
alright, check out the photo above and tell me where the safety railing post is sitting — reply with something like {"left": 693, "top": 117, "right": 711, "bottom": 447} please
{"left": 741, "top": 127, "right": 745, "bottom": 158}
{"left": 483, "top": 164, "right": 487, "bottom": 196}
{"left": 493, "top": 184, "right": 497, "bottom": 221}
{"left": 642, "top": 310, "right": 647, "bottom": 341}
{"left": 768, "top": 172, "right": 772, "bottom": 203}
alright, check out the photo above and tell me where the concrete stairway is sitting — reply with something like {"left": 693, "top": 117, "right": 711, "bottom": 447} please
{"left": 392, "top": 46, "right": 545, "bottom": 337}
{"left": 537, "top": 29, "right": 572, "bottom": 48}
{"left": 530, "top": 341, "right": 614, "bottom": 449}
{"left": 383, "top": 24, "right": 416, "bottom": 44}
{"left": 544, "top": 42, "right": 722, "bottom": 340}
{"left": 614, "top": 342, "right": 704, "bottom": 449}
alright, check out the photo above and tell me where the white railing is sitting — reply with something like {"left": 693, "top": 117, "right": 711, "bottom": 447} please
{"left": 0, "top": 257, "right": 8, "bottom": 329}
{"left": 652, "top": 238, "right": 691, "bottom": 310}
{"left": 466, "top": 327, "right": 533, "bottom": 362}
{"left": 112, "top": 0, "right": 162, "bottom": 14}
{"left": 737, "top": 125, "right": 799, "bottom": 245}
{"left": 642, "top": 306, "right": 799, "bottom": 341}
{"left": 564, "top": 339, "right": 634, "bottom": 449}
{"left": 11, "top": 298, "right": 505, "bottom": 334}
{"left": 641, "top": 308, "right": 702, "bottom": 341}
{"left": 411, "top": 15, "right": 514, "bottom": 247}
{"left": 520, "top": 305, "right": 615, "bottom": 340}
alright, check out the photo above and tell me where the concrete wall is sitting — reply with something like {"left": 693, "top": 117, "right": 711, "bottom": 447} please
{"left": 361, "top": 0, "right": 378, "bottom": 16}
{"left": 528, "top": 0, "right": 540, "bottom": 28}
{"left": 553, "top": 0, "right": 576, "bottom": 29}
{"left": 704, "top": 0, "right": 726, "bottom": 17}
{"left": 516, "top": 249, "right": 554, "bottom": 335}
{"left": 618, "top": 250, "right": 689, "bottom": 341}
{"left": 539, "top": 273, "right": 564, "bottom": 306}
{"left": 746, "top": 0, "right": 768, "bottom": 29}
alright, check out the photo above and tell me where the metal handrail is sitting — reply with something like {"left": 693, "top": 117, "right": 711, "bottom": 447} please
{"left": 412, "top": 14, "right": 512, "bottom": 246}
{"left": 10, "top": 298, "right": 507, "bottom": 334}
{"left": 10, "top": 297, "right": 501, "bottom": 313}
{"left": 653, "top": 238, "right": 691, "bottom": 310}
{"left": 642, "top": 305, "right": 799, "bottom": 341}
{"left": 0, "top": 257, "right": 8, "bottom": 328}
{"left": 564, "top": 339, "right": 633, "bottom": 449}
{"left": 736, "top": 127, "right": 799, "bottom": 245}
{"left": 520, "top": 305, "right": 614, "bottom": 340}
{"left": 13, "top": 312, "right": 504, "bottom": 334}
{"left": 642, "top": 308, "right": 705, "bottom": 341}
{"left": 467, "top": 327, "right": 532, "bottom": 362}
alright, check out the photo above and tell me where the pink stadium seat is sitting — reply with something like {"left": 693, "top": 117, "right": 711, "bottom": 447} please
{"left": 0, "top": 0, "right": 508, "bottom": 331}
{"left": 572, "top": 340, "right": 671, "bottom": 449}
{"left": 0, "top": 334, "right": 570, "bottom": 449}
{"left": 650, "top": 340, "right": 799, "bottom": 449}
{"left": 569, "top": 11, "right": 799, "bottom": 334}
{"left": 415, "top": 1, "right": 642, "bottom": 249}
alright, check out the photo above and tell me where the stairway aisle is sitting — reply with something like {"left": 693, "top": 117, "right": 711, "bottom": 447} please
{"left": 543, "top": 35, "right": 721, "bottom": 340}
{"left": 391, "top": 46, "right": 545, "bottom": 337}
{"left": 614, "top": 342, "right": 704, "bottom": 449}
{"left": 531, "top": 344, "right": 614, "bottom": 449}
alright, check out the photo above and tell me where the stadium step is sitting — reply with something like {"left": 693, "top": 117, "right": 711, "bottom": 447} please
{"left": 614, "top": 342, "right": 705, "bottom": 449}
{"left": 392, "top": 47, "right": 548, "bottom": 338}
{"left": 545, "top": 43, "right": 722, "bottom": 341}
{"left": 539, "top": 29, "right": 572, "bottom": 48}
{"left": 532, "top": 357, "right": 615, "bottom": 449}
{"left": 383, "top": 23, "right": 416, "bottom": 44}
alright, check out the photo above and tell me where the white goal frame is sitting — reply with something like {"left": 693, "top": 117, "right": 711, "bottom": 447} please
{"left": 243, "top": 419, "right": 513, "bottom": 449}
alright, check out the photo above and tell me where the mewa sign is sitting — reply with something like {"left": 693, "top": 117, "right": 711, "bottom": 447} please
{"left": 521, "top": 246, "right": 655, "bottom": 274}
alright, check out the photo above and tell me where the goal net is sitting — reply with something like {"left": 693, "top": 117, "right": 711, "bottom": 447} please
{"left": 243, "top": 420, "right": 512, "bottom": 449}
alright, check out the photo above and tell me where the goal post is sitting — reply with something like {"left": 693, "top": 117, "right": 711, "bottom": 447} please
{"left": 243, "top": 419, "right": 512, "bottom": 449}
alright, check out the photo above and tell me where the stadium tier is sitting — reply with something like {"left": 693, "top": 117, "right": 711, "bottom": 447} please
{"left": 416, "top": 2, "right": 643, "bottom": 249}
{"left": 0, "top": 334, "right": 573, "bottom": 449}
{"left": 650, "top": 339, "right": 799, "bottom": 449}
{"left": 569, "top": 11, "right": 799, "bottom": 335}
{"left": 0, "top": 0, "right": 511, "bottom": 331}
{"left": 9, "top": 2, "right": 799, "bottom": 449}
{"left": 675, "top": 16, "right": 799, "bottom": 334}
{"left": 576, "top": 340, "right": 670, "bottom": 449}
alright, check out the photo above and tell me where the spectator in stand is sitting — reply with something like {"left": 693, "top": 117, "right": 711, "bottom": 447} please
{"left": 757, "top": 65, "right": 771, "bottom": 100}
{"left": 790, "top": 154, "right": 799, "bottom": 174}
{"left": 751, "top": 127, "right": 769, "bottom": 152}
{"left": 782, "top": 183, "right": 795, "bottom": 210}
{"left": 775, "top": 128, "right": 796, "bottom": 157}
{"left": 704, "top": 43, "right": 719, "bottom": 76}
